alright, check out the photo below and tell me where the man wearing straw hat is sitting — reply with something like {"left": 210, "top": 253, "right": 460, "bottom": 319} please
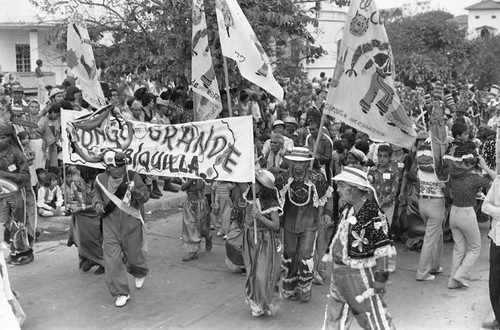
{"left": 322, "top": 166, "right": 396, "bottom": 329}
{"left": 277, "top": 147, "right": 333, "bottom": 302}
{"left": 93, "top": 149, "right": 149, "bottom": 307}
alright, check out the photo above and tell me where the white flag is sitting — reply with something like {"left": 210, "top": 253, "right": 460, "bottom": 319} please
{"left": 215, "top": 0, "right": 283, "bottom": 101}
{"left": 192, "top": 0, "right": 223, "bottom": 120}
{"left": 324, "top": 0, "right": 416, "bottom": 148}
{"left": 67, "top": 10, "right": 106, "bottom": 109}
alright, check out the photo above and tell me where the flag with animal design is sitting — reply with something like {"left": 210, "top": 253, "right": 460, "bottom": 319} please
{"left": 192, "top": 0, "right": 223, "bottom": 120}
{"left": 324, "top": 0, "right": 416, "bottom": 148}
{"left": 215, "top": 0, "right": 283, "bottom": 101}
{"left": 66, "top": 5, "right": 106, "bottom": 108}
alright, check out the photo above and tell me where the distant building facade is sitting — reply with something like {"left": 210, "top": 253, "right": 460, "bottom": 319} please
{"left": 0, "top": 0, "right": 65, "bottom": 96}
{"left": 466, "top": 0, "right": 500, "bottom": 39}
{"left": 303, "top": 2, "right": 347, "bottom": 80}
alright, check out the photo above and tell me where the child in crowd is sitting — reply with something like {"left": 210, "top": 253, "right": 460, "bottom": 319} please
{"left": 37, "top": 172, "right": 64, "bottom": 217}
{"left": 211, "top": 180, "right": 235, "bottom": 238}
{"left": 34, "top": 168, "right": 46, "bottom": 197}
{"left": 63, "top": 165, "right": 83, "bottom": 211}
{"left": 18, "top": 131, "right": 37, "bottom": 186}
{"left": 368, "top": 144, "right": 399, "bottom": 272}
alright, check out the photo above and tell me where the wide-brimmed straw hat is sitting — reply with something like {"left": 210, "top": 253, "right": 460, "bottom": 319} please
{"left": 333, "top": 166, "right": 378, "bottom": 204}
{"left": 255, "top": 169, "right": 275, "bottom": 190}
{"left": 285, "top": 147, "right": 313, "bottom": 162}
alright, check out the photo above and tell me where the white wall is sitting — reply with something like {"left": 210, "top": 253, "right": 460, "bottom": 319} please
{"left": 468, "top": 8, "right": 500, "bottom": 38}
{"left": 305, "top": 4, "right": 347, "bottom": 81}
{"left": 0, "top": 28, "right": 65, "bottom": 87}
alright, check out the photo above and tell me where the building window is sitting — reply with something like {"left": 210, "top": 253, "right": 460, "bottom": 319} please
{"left": 475, "top": 15, "right": 480, "bottom": 19}
{"left": 481, "top": 28, "right": 491, "bottom": 38}
{"left": 493, "top": 15, "right": 497, "bottom": 19}
{"left": 15, "top": 44, "right": 31, "bottom": 72}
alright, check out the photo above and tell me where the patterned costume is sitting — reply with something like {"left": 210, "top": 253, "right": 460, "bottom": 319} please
{"left": 323, "top": 201, "right": 396, "bottom": 329}
{"left": 276, "top": 171, "right": 333, "bottom": 299}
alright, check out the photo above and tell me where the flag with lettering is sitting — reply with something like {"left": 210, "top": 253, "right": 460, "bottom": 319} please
{"left": 192, "top": 0, "right": 223, "bottom": 120}
{"left": 66, "top": 8, "right": 106, "bottom": 108}
{"left": 323, "top": 0, "right": 416, "bottom": 148}
{"left": 215, "top": 0, "right": 283, "bottom": 101}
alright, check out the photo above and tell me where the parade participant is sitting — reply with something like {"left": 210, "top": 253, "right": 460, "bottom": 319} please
{"left": 0, "top": 123, "right": 36, "bottom": 265}
{"left": 180, "top": 178, "right": 212, "bottom": 262}
{"left": 447, "top": 154, "right": 495, "bottom": 289}
{"left": 242, "top": 169, "right": 282, "bottom": 317}
{"left": 415, "top": 131, "right": 447, "bottom": 281}
{"left": 305, "top": 119, "right": 333, "bottom": 185}
{"left": 482, "top": 176, "right": 500, "bottom": 330}
{"left": 277, "top": 147, "right": 333, "bottom": 302}
{"left": 211, "top": 180, "right": 234, "bottom": 238}
{"left": 93, "top": 150, "right": 149, "bottom": 307}
{"left": 323, "top": 166, "right": 396, "bottom": 329}
{"left": 67, "top": 166, "right": 105, "bottom": 275}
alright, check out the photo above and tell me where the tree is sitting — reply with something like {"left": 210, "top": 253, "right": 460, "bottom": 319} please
{"left": 468, "top": 35, "right": 500, "bottom": 89}
{"left": 385, "top": 11, "right": 477, "bottom": 87}
{"left": 30, "top": 0, "right": 325, "bottom": 89}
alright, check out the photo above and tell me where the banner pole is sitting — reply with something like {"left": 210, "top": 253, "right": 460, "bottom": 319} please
{"left": 222, "top": 56, "right": 233, "bottom": 117}
{"left": 310, "top": 112, "right": 327, "bottom": 170}
{"left": 252, "top": 181, "right": 258, "bottom": 244}
{"left": 63, "top": 164, "right": 67, "bottom": 213}
{"left": 496, "top": 126, "right": 500, "bottom": 175}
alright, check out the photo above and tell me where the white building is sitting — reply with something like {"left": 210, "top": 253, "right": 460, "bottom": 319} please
{"left": 304, "top": 2, "right": 347, "bottom": 80}
{"left": 466, "top": 0, "right": 500, "bottom": 39}
{"left": 0, "top": 0, "right": 65, "bottom": 96}
{"left": 402, "top": 0, "right": 439, "bottom": 16}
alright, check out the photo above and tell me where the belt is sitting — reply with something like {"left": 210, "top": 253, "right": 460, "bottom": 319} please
{"left": 420, "top": 195, "right": 443, "bottom": 199}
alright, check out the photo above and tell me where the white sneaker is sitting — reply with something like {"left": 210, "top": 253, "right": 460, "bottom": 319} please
{"left": 135, "top": 277, "right": 146, "bottom": 289}
{"left": 115, "top": 295, "right": 130, "bottom": 307}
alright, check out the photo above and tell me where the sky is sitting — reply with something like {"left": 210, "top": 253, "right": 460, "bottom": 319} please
{"left": 377, "top": 0, "right": 480, "bottom": 16}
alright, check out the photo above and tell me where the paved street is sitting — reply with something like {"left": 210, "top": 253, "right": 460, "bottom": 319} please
{"left": 8, "top": 210, "right": 494, "bottom": 330}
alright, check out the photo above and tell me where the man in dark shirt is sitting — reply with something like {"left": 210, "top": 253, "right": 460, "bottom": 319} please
{"left": 0, "top": 123, "right": 36, "bottom": 265}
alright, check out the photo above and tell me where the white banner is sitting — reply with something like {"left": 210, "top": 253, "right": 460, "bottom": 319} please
{"left": 215, "top": 0, "right": 283, "bottom": 101}
{"left": 66, "top": 10, "right": 106, "bottom": 108}
{"left": 61, "top": 108, "right": 255, "bottom": 182}
{"left": 324, "top": 0, "right": 416, "bottom": 148}
{"left": 192, "top": 0, "right": 223, "bottom": 120}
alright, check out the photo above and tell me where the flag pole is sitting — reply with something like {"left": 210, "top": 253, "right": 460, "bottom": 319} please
{"left": 310, "top": 112, "right": 327, "bottom": 170}
{"left": 496, "top": 126, "right": 500, "bottom": 175}
{"left": 222, "top": 56, "right": 233, "bottom": 117}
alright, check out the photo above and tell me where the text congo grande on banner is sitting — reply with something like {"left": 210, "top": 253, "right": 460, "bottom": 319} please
{"left": 61, "top": 109, "right": 255, "bottom": 182}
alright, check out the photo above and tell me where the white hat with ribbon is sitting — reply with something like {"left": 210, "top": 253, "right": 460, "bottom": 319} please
{"left": 332, "top": 166, "right": 378, "bottom": 205}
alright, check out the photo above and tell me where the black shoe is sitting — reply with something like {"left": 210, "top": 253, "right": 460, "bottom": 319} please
{"left": 94, "top": 265, "right": 105, "bottom": 275}
{"left": 205, "top": 236, "right": 212, "bottom": 251}
{"left": 81, "top": 260, "right": 93, "bottom": 272}
{"left": 172, "top": 178, "right": 182, "bottom": 185}
{"left": 149, "top": 191, "right": 161, "bottom": 199}
{"left": 163, "top": 183, "right": 178, "bottom": 193}
{"left": 152, "top": 188, "right": 163, "bottom": 197}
